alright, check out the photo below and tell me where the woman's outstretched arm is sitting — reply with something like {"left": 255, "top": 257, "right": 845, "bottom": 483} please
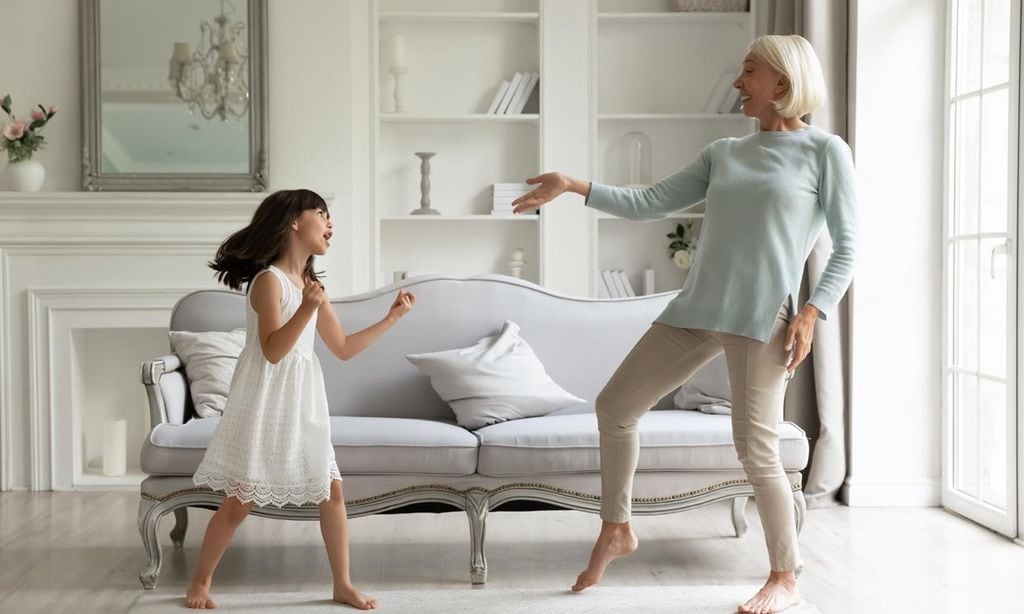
{"left": 514, "top": 144, "right": 713, "bottom": 221}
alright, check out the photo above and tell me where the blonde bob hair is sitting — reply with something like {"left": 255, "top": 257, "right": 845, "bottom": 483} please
{"left": 747, "top": 34, "right": 827, "bottom": 119}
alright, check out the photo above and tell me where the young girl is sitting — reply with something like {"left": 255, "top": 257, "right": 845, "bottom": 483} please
{"left": 186, "top": 189, "right": 415, "bottom": 610}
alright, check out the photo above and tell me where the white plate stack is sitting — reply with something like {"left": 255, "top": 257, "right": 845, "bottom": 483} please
{"left": 491, "top": 183, "right": 533, "bottom": 215}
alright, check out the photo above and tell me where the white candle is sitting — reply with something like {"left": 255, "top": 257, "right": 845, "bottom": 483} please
{"left": 389, "top": 34, "right": 406, "bottom": 69}
{"left": 643, "top": 268, "right": 656, "bottom": 295}
{"left": 102, "top": 418, "right": 127, "bottom": 477}
{"left": 171, "top": 42, "right": 191, "bottom": 63}
{"left": 220, "top": 41, "right": 239, "bottom": 64}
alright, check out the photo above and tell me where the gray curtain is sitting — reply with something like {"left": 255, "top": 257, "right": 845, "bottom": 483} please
{"left": 759, "top": 0, "right": 852, "bottom": 508}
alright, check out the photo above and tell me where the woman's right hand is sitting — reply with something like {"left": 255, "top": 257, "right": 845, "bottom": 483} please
{"left": 512, "top": 172, "right": 573, "bottom": 214}
{"left": 301, "top": 280, "right": 325, "bottom": 311}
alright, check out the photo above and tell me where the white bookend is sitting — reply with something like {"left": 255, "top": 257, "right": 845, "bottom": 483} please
{"left": 643, "top": 268, "right": 656, "bottom": 295}
{"left": 510, "top": 72, "right": 539, "bottom": 114}
{"left": 616, "top": 270, "right": 636, "bottom": 297}
{"left": 703, "top": 72, "right": 736, "bottom": 114}
{"left": 485, "top": 80, "right": 511, "bottom": 114}
{"left": 497, "top": 72, "right": 524, "bottom": 114}
{"left": 601, "top": 270, "right": 622, "bottom": 298}
{"left": 718, "top": 87, "right": 740, "bottom": 114}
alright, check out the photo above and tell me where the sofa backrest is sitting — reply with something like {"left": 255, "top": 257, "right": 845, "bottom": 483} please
{"left": 170, "top": 275, "right": 678, "bottom": 421}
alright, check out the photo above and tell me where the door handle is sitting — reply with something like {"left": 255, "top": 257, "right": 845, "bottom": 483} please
{"left": 990, "top": 239, "right": 1011, "bottom": 279}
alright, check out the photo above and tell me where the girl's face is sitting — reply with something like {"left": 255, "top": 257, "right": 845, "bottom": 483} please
{"left": 292, "top": 207, "right": 333, "bottom": 256}
{"left": 733, "top": 52, "right": 787, "bottom": 119}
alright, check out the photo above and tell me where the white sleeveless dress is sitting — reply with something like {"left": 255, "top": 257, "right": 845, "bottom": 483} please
{"left": 193, "top": 265, "right": 341, "bottom": 507}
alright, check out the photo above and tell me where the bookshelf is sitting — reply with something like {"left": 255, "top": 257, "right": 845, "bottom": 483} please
{"left": 370, "top": 0, "right": 542, "bottom": 286}
{"left": 360, "top": 0, "right": 759, "bottom": 297}
{"left": 590, "top": 0, "right": 758, "bottom": 296}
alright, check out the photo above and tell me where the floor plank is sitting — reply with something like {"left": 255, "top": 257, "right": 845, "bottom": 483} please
{"left": 0, "top": 492, "right": 1020, "bottom": 613}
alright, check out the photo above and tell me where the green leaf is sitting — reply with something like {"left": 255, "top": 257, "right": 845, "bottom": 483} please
{"left": 1, "top": 95, "right": 10, "bottom": 115}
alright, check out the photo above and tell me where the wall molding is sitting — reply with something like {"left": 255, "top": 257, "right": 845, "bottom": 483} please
{"left": 0, "top": 191, "right": 268, "bottom": 218}
{"left": 840, "top": 477, "right": 941, "bottom": 507}
{"left": 0, "top": 250, "right": 10, "bottom": 491}
{"left": 27, "top": 287, "right": 202, "bottom": 490}
{"left": 0, "top": 193, "right": 294, "bottom": 490}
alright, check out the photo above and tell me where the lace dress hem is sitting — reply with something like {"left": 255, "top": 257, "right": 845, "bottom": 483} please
{"left": 194, "top": 462, "right": 343, "bottom": 508}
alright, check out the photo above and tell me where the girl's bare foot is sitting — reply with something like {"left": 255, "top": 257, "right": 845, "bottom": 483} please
{"left": 185, "top": 578, "right": 216, "bottom": 609}
{"left": 571, "top": 522, "right": 638, "bottom": 592}
{"left": 738, "top": 572, "right": 801, "bottom": 614}
{"left": 333, "top": 584, "right": 378, "bottom": 610}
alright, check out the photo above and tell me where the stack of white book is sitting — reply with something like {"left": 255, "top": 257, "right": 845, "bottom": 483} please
{"left": 597, "top": 268, "right": 656, "bottom": 298}
{"left": 492, "top": 183, "right": 532, "bottom": 215}
{"left": 485, "top": 72, "right": 540, "bottom": 115}
{"left": 703, "top": 71, "right": 744, "bottom": 114}
{"left": 598, "top": 270, "right": 635, "bottom": 298}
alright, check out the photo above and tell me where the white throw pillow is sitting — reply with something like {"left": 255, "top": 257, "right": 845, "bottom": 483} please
{"left": 673, "top": 351, "right": 733, "bottom": 415}
{"left": 168, "top": 328, "right": 246, "bottom": 418}
{"left": 406, "top": 320, "right": 586, "bottom": 429}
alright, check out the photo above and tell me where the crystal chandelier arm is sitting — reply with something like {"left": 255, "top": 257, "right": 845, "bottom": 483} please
{"left": 169, "top": 1, "right": 252, "bottom": 122}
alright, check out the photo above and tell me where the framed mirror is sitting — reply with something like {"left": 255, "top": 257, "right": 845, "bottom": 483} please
{"left": 81, "top": 0, "right": 268, "bottom": 191}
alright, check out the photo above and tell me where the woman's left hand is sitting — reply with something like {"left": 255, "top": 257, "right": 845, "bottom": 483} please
{"left": 784, "top": 305, "right": 819, "bottom": 376}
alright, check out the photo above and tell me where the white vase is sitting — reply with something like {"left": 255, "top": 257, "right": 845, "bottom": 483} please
{"left": 2, "top": 159, "right": 45, "bottom": 192}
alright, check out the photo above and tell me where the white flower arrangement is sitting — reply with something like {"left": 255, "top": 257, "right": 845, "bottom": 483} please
{"left": 667, "top": 221, "right": 699, "bottom": 271}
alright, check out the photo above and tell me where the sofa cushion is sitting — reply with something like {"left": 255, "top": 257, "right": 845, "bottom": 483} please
{"left": 673, "top": 352, "right": 732, "bottom": 415}
{"left": 475, "top": 410, "right": 808, "bottom": 476}
{"left": 142, "top": 416, "right": 480, "bottom": 476}
{"left": 406, "top": 320, "right": 586, "bottom": 429}
{"left": 168, "top": 328, "right": 246, "bottom": 418}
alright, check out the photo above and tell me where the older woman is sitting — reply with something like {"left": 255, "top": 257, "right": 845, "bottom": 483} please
{"left": 512, "top": 35, "right": 856, "bottom": 614}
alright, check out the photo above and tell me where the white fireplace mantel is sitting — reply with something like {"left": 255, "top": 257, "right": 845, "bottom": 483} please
{"left": 0, "top": 192, "right": 270, "bottom": 245}
{"left": 0, "top": 191, "right": 334, "bottom": 491}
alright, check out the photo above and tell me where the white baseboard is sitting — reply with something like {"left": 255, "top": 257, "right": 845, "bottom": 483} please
{"left": 840, "top": 477, "right": 941, "bottom": 507}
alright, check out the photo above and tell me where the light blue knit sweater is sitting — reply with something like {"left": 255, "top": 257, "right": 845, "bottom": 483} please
{"left": 586, "top": 125, "right": 857, "bottom": 343}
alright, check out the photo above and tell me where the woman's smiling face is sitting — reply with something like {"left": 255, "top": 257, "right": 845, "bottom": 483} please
{"left": 733, "top": 52, "right": 787, "bottom": 118}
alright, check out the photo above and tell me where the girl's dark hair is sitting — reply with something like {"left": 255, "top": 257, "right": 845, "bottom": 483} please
{"left": 209, "top": 189, "right": 329, "bottom": 291}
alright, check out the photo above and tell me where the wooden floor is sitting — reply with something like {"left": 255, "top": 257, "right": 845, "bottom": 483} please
{"left": 0, "top": 492, "right": 1021, "bottom": 613}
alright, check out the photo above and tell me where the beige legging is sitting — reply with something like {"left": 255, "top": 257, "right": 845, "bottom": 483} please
{"left": 595, "top": 298, "right": 802, "bottom": 572}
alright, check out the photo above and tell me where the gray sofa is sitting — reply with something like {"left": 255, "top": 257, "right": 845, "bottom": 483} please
{"left": 137, "top": 275, "right": 809, "bottom": 589}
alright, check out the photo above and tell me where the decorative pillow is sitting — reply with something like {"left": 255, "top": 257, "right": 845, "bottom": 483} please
{"left": 673, "top": 352, "right": 732, "bottom": 415}
{"left": 168, "top": 328, "right": 246, "bottom": 418}
{"left": 406, "top": 320, "right": 586, "bottom": 429}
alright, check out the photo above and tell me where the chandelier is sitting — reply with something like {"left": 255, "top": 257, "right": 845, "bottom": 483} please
{"left": 167, "top": 0, "right": 250, "bottom": 121}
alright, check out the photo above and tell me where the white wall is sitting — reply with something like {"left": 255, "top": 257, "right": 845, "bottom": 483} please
{"left": 1, "top": 0, "right": 358, "bottom": 297}
{"left": 0, "top": 0, "right": 949, "bottom": 503}
{"left": 844, "top": 0, "right": 946, "bottom": 506}
{"left": 0, "top": 0, "right": 362, "bottom": 490}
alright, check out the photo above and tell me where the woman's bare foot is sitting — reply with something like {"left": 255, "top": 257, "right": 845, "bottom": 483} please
{"left": 738, "top": 571, "right": 801, "bottom": 614}
{"left": 185, "top": 578, "right": 216, "bottom": 609}
{"left": 571, "top": 521, "right": 638, "bottom": 592}
{"left": 333, "top": 584, "right": 378, "bottom": 610}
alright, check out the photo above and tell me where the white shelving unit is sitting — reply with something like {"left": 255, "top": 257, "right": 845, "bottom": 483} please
{"left": 590, "top": 0, "right": 758, "bottom": 296}
{"left": 370, "top": 0, "right": 542, "bottom": 286}
{"left": 361, "top": 0, "right": 759, "bottom": 296}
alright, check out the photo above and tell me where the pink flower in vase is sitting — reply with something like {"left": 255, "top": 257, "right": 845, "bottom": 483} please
{"left": 4, "top": 119, "right": 27, "bottom": 141}
{"left": 30, "top": 108, "right": 45, "bottom": 121}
